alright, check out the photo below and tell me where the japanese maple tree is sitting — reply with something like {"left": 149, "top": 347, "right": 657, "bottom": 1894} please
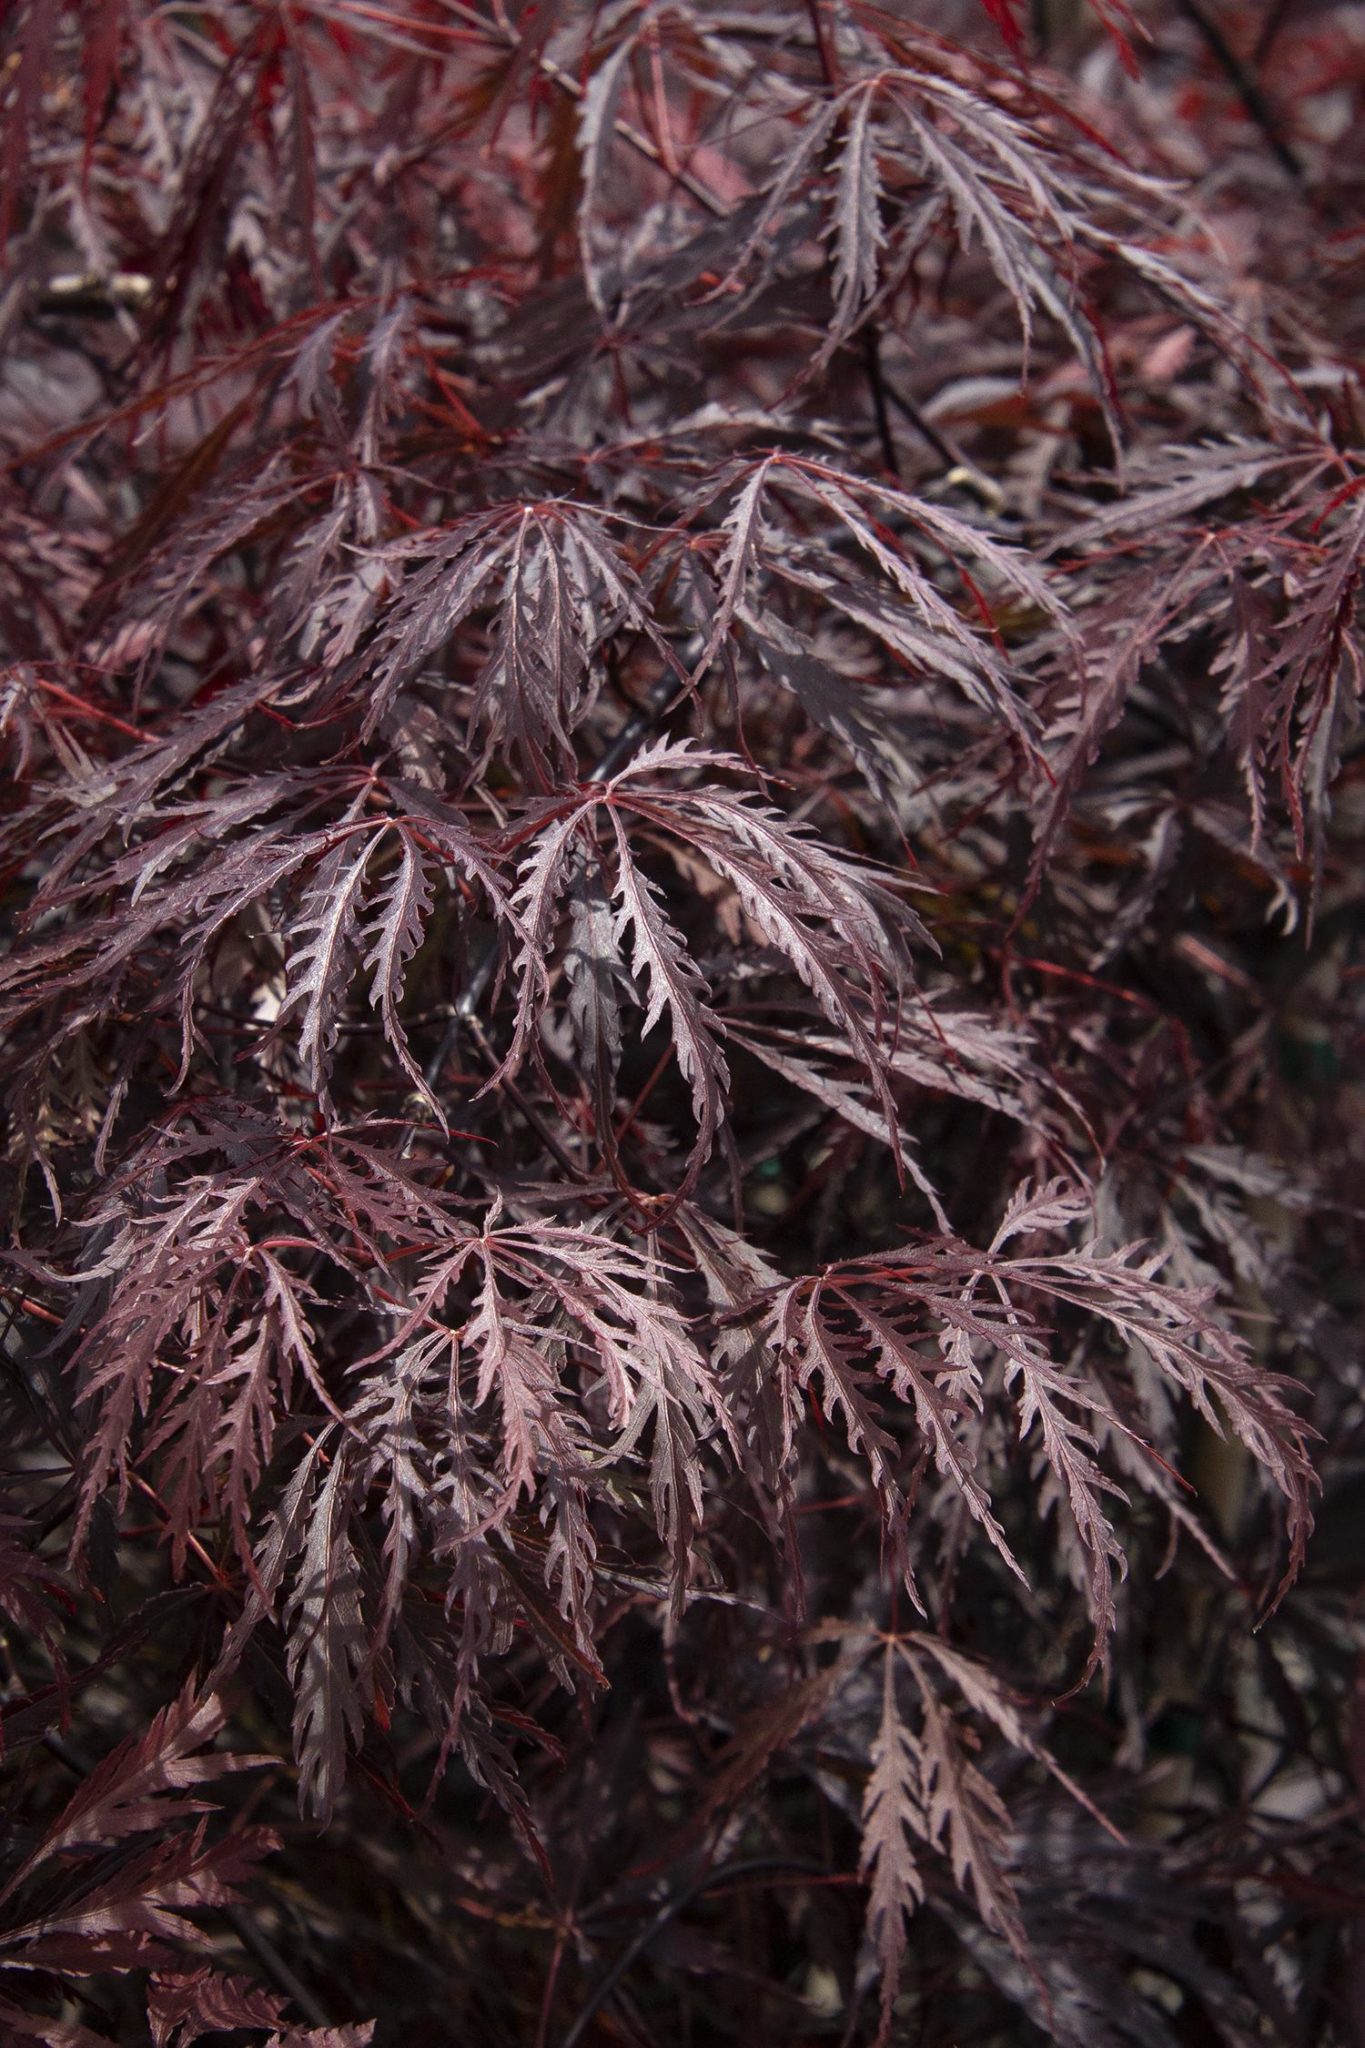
{"left": 1, "top": 1, "right": 1362, "bottom": 2043}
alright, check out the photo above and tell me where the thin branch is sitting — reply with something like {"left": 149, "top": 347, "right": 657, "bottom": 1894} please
{"left": 861, "top": 327, "right": 900, "bottom": 480}
{"left": 532, "top": 55, "right": 728, "bottom": 221}
{"left": 559, "top": 1858, "right": 829, "bottom": 2048}
{"left": 1173, "top": 0, "right": 1303, "bottom": 182}
{"left": 1252, "top": 0, "right": 1295, "bottom": 68}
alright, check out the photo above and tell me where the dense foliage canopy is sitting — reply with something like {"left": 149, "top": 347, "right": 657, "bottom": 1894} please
{"left": 1, "top": 1, "right": 1362, "bottom": 2042}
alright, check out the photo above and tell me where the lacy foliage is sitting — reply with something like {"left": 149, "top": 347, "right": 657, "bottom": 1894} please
{"left": 1, "top": 1, "right": 1361, "bottom": 2042}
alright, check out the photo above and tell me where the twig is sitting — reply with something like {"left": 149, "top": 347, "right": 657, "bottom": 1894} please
{"left": 861, "top": 327, "right": 900, "bottom": 479}
{"left": 221, "top": 1899, "right": 332, "bottom": 2028}
{"left": 871, "top": 368, "right": 1004, "bottom": 508}
{"left": 881, "top": 376, "right": 965, "bottom": 475}
{"left": 535, "top": 53, "right": 728, "bottom": 221}
{"left": 1252, "top": 0, "right": 1295, "bottom": 68}
{"left": 1173, "top": 0, "right": 1303, "bottom": 182}
{"left": 464, "top": 1012, "right": 589, "bottom": 1184}
{"left": 559, "top": 1857, "right": 828, "bottom": 2048}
